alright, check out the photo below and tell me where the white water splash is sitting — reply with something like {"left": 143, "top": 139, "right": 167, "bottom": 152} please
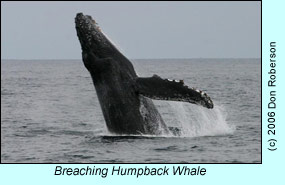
{"left": 101, "top": 100, "right": 235, "bottom": 138}
{"left": 164, "top": 101, "right": 235, "bottom": 137}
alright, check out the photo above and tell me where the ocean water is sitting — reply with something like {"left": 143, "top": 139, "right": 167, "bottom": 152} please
{"left": 1, "top": 59, "right": 261, "bottom": 163}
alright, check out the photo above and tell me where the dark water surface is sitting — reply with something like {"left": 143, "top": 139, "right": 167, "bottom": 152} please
{"left": 1, "top": 59, "right": 261, "bottom": 163}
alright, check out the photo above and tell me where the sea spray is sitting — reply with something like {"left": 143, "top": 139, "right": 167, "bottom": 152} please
{"left": 157, "top": 101, "right": 235, "bottom": 137}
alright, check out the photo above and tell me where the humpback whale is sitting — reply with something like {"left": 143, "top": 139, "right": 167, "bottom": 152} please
{"left": 75, "top": 13, "right": 213, "bottom": 135}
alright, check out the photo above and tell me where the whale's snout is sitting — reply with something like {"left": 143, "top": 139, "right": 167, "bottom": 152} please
{"left": 75, "top": 13, "right": 101, "bottom": 51}
{"left": 75, "top": 13, "right": 116, "bottom": 59}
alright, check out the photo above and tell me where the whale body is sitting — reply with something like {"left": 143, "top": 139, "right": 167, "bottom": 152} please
{"left": 75, "top": 13, "right": 213, "bottom": 135}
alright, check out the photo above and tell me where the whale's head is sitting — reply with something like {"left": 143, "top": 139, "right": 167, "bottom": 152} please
{"left": 75, "top": 13, "right": 137, "bottom": 77}
{"left": 75, "top": 13, "right": 116, "bottom": 58}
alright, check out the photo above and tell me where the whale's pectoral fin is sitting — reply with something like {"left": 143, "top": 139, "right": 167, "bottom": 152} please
{"left": 135, "top": 75, "right": 214, "bottom": 109}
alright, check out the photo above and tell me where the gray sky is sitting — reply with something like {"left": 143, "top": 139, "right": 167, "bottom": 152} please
{"left": 1, "top": 1, "right": 261, "bottom": 59}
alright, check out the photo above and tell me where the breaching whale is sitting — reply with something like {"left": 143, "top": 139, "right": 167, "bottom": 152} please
{"left": 75, "top": 13, "right": 213, "bottom": 135}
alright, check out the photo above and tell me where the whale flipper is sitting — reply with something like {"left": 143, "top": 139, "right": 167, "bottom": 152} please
{"left": 136, "top": 75, "right": 214, "bottom": 109}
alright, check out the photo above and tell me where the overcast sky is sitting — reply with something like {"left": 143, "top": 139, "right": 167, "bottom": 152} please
{"left": 1, "top": 1, "right": 261, "bottom": 59}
